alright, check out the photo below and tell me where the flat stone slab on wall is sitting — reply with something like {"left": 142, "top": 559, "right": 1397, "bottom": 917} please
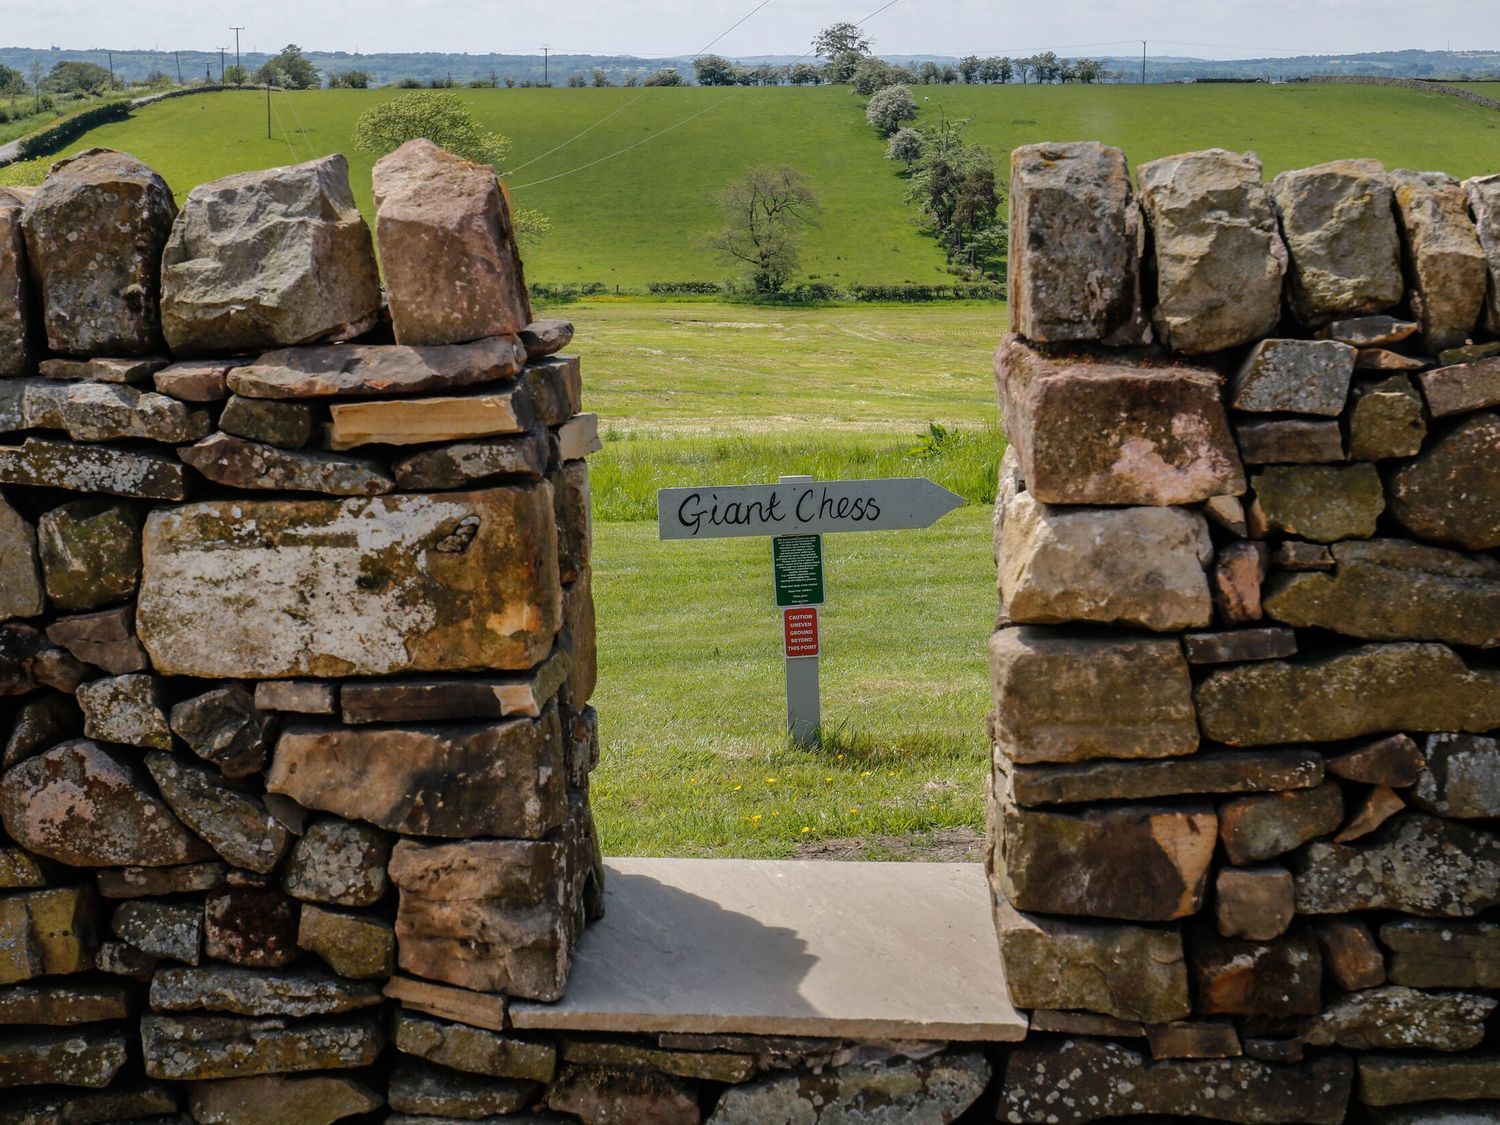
{"left": 509, "top": 857, "right": 1027, "bottom": 1042}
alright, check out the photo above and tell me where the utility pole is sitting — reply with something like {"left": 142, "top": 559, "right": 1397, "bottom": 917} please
{"left": 106, "top": 49, "right": 114, "bottom": 88}
{"left": 266, "top": 79, "right": 272, "bottom": 139}
{"left": 542, "top": 45, "right": 550, "bottom": 85}
{"left": 216, "top": 47, "right": 226, "bottom": 82}
{"left": 1140, "top": 40, "right": 1147, "bottom": 86}
{"left": 231, "top": 26, "right": 245, "bottom": 86}
{"left": 174, "top": 51, "right": 182, "bottom": 84}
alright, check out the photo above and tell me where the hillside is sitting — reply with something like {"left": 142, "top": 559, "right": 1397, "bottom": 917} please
{"left": 8, "top": 82, "right": 1499, "bottom": 287}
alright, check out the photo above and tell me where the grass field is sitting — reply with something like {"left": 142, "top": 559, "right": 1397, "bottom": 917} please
{"left": 4, "top": 82, "right": 1498, "bottom": 286}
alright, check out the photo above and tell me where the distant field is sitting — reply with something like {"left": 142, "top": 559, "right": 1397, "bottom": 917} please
{"left": 5, "top": 82, "right": 1499, "bottom": 286}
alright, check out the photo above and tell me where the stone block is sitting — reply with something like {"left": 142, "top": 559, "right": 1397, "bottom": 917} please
{"left": 1295, "top": 813, "right": 1500, "bottom": 917}
{"left": 995, "top": 899, "right": 1189, "bottom": 1022}
{"left": 1212, "top": 540, "right": 1267, "bottom": 624}
{"left": 1328, "top": 733, "right": 1427, "bottom": 787}
{"left": 1219, "top": 784, "right": 1347, "bottom": 868}
{"left": 203, "top": 887, "right": 298, "bottom": 969}
{"left": 137, "top": 486, "right": 561, "bottom": 678}
{"left": 186, "top": 1074, "right": 382, "bottom": 1125}
{"left": 373, "top": 138, "right": 531, "bottom": 345}
{"left": 1146, "top": 1020, "right": 1242, "bottom": 1060}
{"left": 1192, "top": 926, "right": 1322, "bottom": 1016}
{"left": 281, "top": 816, "right": 391, "bottom": 906}
{"left": 1006, "top": 748, "right": 1321, "bottom": 806}
{"left": 1336, "top": 785, "right": 1407, "bottom": 843}
{"left": 1216, "top": 866, "right": 1294, "bottom": 941}
{"left": 0, "top": 980, "right": 130, "bottom": 1025}
{"left": 1303, "top": 985, "right": 1494, "bottom": 1052}
{"left": 161, "top": 155, "right": 380, "bottom": 355}
{"left": 327, "top": 387, "right": 530, "bottom": 450}
{"left": 0, "top": 495, "right": 43, "bottom": 623}
{"left": 1248, "top": 463, "right": 1384, "bottom": 542}
{"left": 396, "top": 1009, "right": 557, "bottom": 1082}
{"left": 1234, "top": 417, "right": 1345, "bottom": 463}
{"left": 1270, "top": 158, "right": 1403, "bottom": 324}
{"left": 144, "top": 752, "right": 291, "bottom": 875}
{"left": 1411, "top": 733, "right": 1500, "bottom": 818}
{"left": 181, "top": 433, "right": 394, "bottom": 497}
{"left": 1008, "top": 141, "right": 1147, "bottom": 345}
{"left": 0, "top": 437, "right": 187, "bottom": 500}
{"left": 46, "top": 607, "right": 148, "bottom": 675}
{"left": 36, "top": 499, "right": 142, "bottom": 612}
{"left": 1349, "top": 373, "right": 1428, "bottom": 460}
{"left": 139, "top": 1013, "right": 384, "bottom": 1081}
{"left": 1383, "top": 919, "right": 1500, "bottom": 989}
{"left": 523, "top": 355, "right": 583, "bottom": 427}
{"left": 168, "top": 686, "right": 272, "bottom": 780}
{"left": 77, "top": 673, "right": 171, "bottom": 749}
{"left": 1196, "top": 643, "right": 1500, "bottom": 746}
{"left": 988, "top": 627, "right": 1197, "bottom": 764}
{"left": 1389, "top": 412, "right": 1500, "bottom": 549}
{"left": 1232, "top": 338, "right": 1357, "bottom": 415}
{"left": 297, "top": 905, "right": 394, "bottom": 980}
{"left": 0, "top": 190, "right": 33, "bottom": 378}
{"left": 994, "top": 334, "right": 1242, "bottom": 505}
{"left": 1136, "top": 148, "right": 1286, "bottom": 353}
{"left": 1359, "top": 1056, "right": 1500, "bottom": 1107}
{"left": 997, "top": 490, "right": 1213, "bottom": 631}
{"left": 0, "top": 1025, "right": 128, "bottom": 1089}
{"left": 228, "top": 335, "right": 525, "bottom": 399}
{"left": 1319, "top": 314, "right": 1419, "bottom": 347}
{"left": 1182, "top": 627, "right": 1297, "bottom": 665}
{"left": 1391, "top": 169, "right": 1486, "bottom": 351}
{"left": 268, "top": 709, "right": 565, "bottom": 839}
{"left": 21, "top": 379, "right": 210, "bottom": 443}
{"left": 148, "top": 965, "right": 382, "bottom": 1018}
{"left": 1467, "top": 172, "right": 1500, "bottom": 334}
{"left": 521, "top": 319, "right": 573, "bottom": 359}
{"left": 1418, "top": 357, "right": 1500, "bottom": 417}
{"left": 20, "top": 148, "right": 176, "bottom": 355}
{"left": 1316, "top": 918, "right": 1387, "bottom": 991}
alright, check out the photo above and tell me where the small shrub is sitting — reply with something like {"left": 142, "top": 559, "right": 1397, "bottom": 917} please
{"left": 865, "top": 84, "right": 917, "bottom": 135}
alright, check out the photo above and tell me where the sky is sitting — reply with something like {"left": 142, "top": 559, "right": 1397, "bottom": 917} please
{"left": 1, "top": 0, "right": 1492, "bottom": 60}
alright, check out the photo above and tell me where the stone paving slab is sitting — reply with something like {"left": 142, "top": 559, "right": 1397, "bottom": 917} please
{"left": 509, "top": 857, "right": 1027, "bottom": 1042}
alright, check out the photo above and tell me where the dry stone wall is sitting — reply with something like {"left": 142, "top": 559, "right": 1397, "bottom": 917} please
{"left": 990, "top": 142, "right": 1500, "bottom": 1122}
{"left": 0, "top": 141, "right": 605, "bottom": 1117}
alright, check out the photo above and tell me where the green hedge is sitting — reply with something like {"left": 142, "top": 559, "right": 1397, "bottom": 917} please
{"left": 530, "top": 279, "right": 1005, "bottom": 304}
{"left": 17, "top": 101, "right": 132, "bottom": 161}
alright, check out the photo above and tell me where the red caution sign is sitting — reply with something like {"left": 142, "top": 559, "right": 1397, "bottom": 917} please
{"left": 783, "top": 606, "right": 820, "bottom": 659}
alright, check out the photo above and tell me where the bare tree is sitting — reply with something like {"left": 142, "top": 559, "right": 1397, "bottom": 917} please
{"left": 707, "top": 166, "right": 822, "bottom": 293}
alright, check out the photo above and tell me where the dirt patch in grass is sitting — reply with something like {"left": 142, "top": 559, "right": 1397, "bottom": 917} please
{"left": 795, "top": 826, "right": 984, "bottom": 863}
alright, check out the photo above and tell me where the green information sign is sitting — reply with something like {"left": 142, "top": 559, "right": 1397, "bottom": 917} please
{"left": 773, "top": 535, "right": 824, "bottom": 608}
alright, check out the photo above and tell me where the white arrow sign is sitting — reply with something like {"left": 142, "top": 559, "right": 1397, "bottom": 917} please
{"left": 657, "top": 477, "right": 965, "bottom": 540}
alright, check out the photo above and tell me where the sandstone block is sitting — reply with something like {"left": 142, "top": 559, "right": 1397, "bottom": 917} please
{"left": 253, "top": 681, "right": 337, "bottom": 715}
{"left": 340, "top": 657, "right": 570, "bottom": 725}
{"left": 1219, "top": 782, "right": 1345, "bottom": 865}
{"left": 1182, "top": 627, "right": 1296, "bottom": 665}
{"left": 555, "top": 459, "right": 591, "bottom": 585}
{"left": 389, "top": 1059, "right": 537, "bottom": 1118}
{"left": 522, "top": 355, "right": 583, "bottom": 428}
{"left": 297, "top": 905, "right": 394, "bottom": 980}
{"left": 1418, "top": 357, "right": 1500, "bottom": 417}
{"left": 96, "top": 862, "right": 227, "bottom": 900}
{"left": 1328, "top": 734, "right": 1426, "bottom": 787}
{"left": 1391, "top": 169, "right": 1486, "bottom": 351}
{"left": 36, "top": 499, "right": 142, "bottom": 612}
{"left": 988, "top": 627, "right": 1196, "bottom": 764}
{"left": 993, "top": 796, "right": 1215, "bottom": 921}
{"left": 45, "top": 606, "right": 148, "bottom": 674}
{"left": 145, "top": 752, "right": 291, "bottom": 875}
{"left": 0, "top": 437, "right": 187, "bottom": 500}
{"left": 373, "top": 139, "right": 530, "bottom": 345}
{"left": 396, "top": 1010, "right": 557, "bottom": 1082}
{"left": 1216, "top": 866, "right": 1295, "bottom": 941}
{"left": 3, "top": 692, "right": 81, "bottom": 769}
{"left": 38, "top": 355, "right": 168, "bottom": 384}
{"left": 993, "top": 335, "right": 1242, "bottom": 505}
{"left": 280, "top": 816, "right": 390, "bottom": 906}
{"left": 153, "top": 359, "right": 240, "bottom": 402}
{"left": 556, "top": 411, "right": 601, "bottom": 459}
{"left": 1359, "top": 1055, "right": 1500, "bottom": 1107}
{"left": 1349, "top": 373, "right": 1428, "bottom": 460}
{"left": 161, "top": 155, "right": 380, "bottom": 355}
{"left": 1265, "top": 538, "right": 1500, "bottom": 648}
{"left": 1136, "top": 148, "right": 1286, "bottom": 353}
{"left": 1357, "top": 346, "right": 1431, "bottom": 372}
{"left": 998, "top": 491, "right": 1213, "bottom": 631}
{"left": 1295, "top": 813, "right": 1500, "bottom": 916}
{"left": 995, "top": 899, "right": 1189, "bottom": 1022}
{"left": 21, "top": 379, "right": 210, "bottom": 443}
{"left": 383, "top": 975, "right": 508, "bottom": 1033}
{"left": 139, "top": 1013, "right": 383, "bottom": 1081}
{"left": 326, "top": 386, "right": 530, "bottom": 450}
{"left": 137, "top": 486, "right": 561, "bottom": 678}
{"left": 0, "top": 740, "right": 211, "bottom": 867}
{"left": 521, "top": 319, "right": 573, "bottom": 359}
{"left": 1316, "top": 918, "right": 1387, "bottom": 991}
{"left": 1411, "top": 733, "right": 1500, "bottom": 818}
{"left": 268, "top": 709, "right": 565, "bottom": 839}
{"left": 20, "top": 149, "right": 175, "bottom": 355}
{"left": 1006, "top": 748, "right": 1321, "bottom": 806}
{"left": 1234, "top": 417, "right": 1344, "bottom": 464}
{"left": 392, "top": 430, "right": 549, "bottom": 490}
{"left": 1197, "top": 643, "right": 1500, "bottom": 745}
{"left": 181, "top": 433, "right": 395, "bottom": 497}
{"left": 1388, "top": 412, "right": 1500, "bottom": 549}
{"left": 1232, "top": 338, "right": 1356, "bottom": 415}
{"left": 203, "top": 887, "right": 298, "bottom": 969}
{"left": 1193, "top": 926, "right": 1322, "bottom": 1016}
{"left": 1320, "top": 314, "right": 1420, "bottom": 348}
{"left": 1213, "top": 540, "right": 1267, "bottom": 624}
{"left": 1467, "top": 172, "right": 1500, "bottom": 333}
{"left": 0, "top": 495, "right": 43, "bottom": 623}
{"left": 149, "top": 966, "right": 381, "bottom": 1018}
{"left": 219, "top": 395, "right": 313, "bottom": 449}
{"left": 0, "top": 191, "right": 33, "bottom": 378}
{"left": 1270, "top": 158, "right": 1403, "bottom": 324}
{"left": 0, "top": 1026, "right": 128, "bottom": 1089}
{"left": 229, "top": 335, "right": 525, "bottom": 399}
{"left": 1383, "top": 919, "right": 1500, "bottom": 989}
{"left": 1336, "top": 785, "right": 1406, "bottom": 843}
{"left": 1248, "top": 463, "right": 1384, "bottom": 542}
{"left": 1008, "top": 142, "right": 1147, "bottom": 344}
{"left": 186, "top": 1074, "right": 382, "bottom": 1125}
{"left": 168, "top": 686, "right": 272, "bottom": 779}
{"left": 77, "top": 673, "right": 172, "bottom": 749}
{"left": 1146, "top": 1020, "right": 1242, "bottom": 1060}
{"left": 998, "top": 1039, "right": 1352, "bottom": 1125}
{"left": 562, "top": 569, "right": 597, "bottom": 706}
{"left": 1304, "top": 985, "right": 1494, "bottom": 1052}
{"left": 0, "top": 980, "right": 129, "bottom": 1025}
{"left": 113, "top": 899, "right": 201, "bottom": 964}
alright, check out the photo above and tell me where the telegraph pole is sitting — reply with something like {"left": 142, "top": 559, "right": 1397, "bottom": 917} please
{"left": 216, "top": 47, "right": 226, "bottom": 82}
{"left": 266, "top": 78, "right": 272, "bottom": 139}
{"left": 231, "top": 26, "right": 245, "bottom": 85}
{"left": 542, "top": 45, "right": 550, "bottom": 85}
{"left": 106, "top": 49, "right": 114, "bottom": 88}
{"left": 174, "top": 51, "right": 182, "bottom": 84}
{"left": 1140, "top": 40, "right": 1147, "bottom": 85}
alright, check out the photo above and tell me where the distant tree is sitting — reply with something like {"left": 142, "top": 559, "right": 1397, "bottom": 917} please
{"left": 694, "top": 55, "right": 737, "bottom": 86}
{"left": 0, "top": 65, "right": 24, "bottom": 98}
{"left": 567, "top": 73, "right": 587, "bottom": 87}
{"left": 327, "top": 69, "right": 370, "bottom": 89}
{"left": 865, "top": 83, "right": 917, "bottom": 135}
{"left": 958, "top": 55, "right": 981, "bottom": 83}
{"left": 504, "top": 75, "right": 517, "bottom": 88}
{"left": 1015, "top": 56, "right": 1035, "bottom": 84}
{"left": 1071, "top": 59, "right": 1106, "bottom": 84}
{"left": 466, "top": 77, "right": 494, "bottom": 88}
{"left": 138, "top": 70, "right": 174, "bottom": 90}
{"left": 1033, "top": 51, "right": 1061, "bottom": 83}
{"left": 787, "top": 62, "right": 822, "bottom": 86}
{"left": 813, "top": 22, "right": 872, "bottom": 60}
{"left": 975, "top": 57, "right": 1002, "bottom": 83}
{"left": 643, "top": 68, "right": 684, "bottom": 86}
{"left": 591, "top": 68, "right": 610, "bottom": 87}
{"left": 429, "top": 75, "right": 457, "bottom": 88}
{"left": 996, "top": 57, "right": 1014, "bottom": 84}
{"left": 885, "top": 126, "right": 924, "bottom": 163}
{"left": 707, "top": 166, "right": 821, "bottom": 293}
{"left": 46, "top": 60, "right": 113, "bottom": 95}
{"left": 255, "top": 44, "right": 318, "bottom": 89}
{"left": 623, "top": 73, "right": 639, "bottom": 87}
{"left": 753, "top": 64, "right": 786, "bottom": 86}
{"left": 906, "top": 119, "right": 1003, "bottom": 270}
{"left": 396, "top": 76, "right": 423, "bottom": 88}
{"left": 851, "top": 56, "right": 901, "bottom": 95}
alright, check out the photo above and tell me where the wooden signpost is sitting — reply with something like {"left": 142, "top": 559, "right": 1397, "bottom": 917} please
{"left": 658, "top": 475, "right": 965, "bottom": 745}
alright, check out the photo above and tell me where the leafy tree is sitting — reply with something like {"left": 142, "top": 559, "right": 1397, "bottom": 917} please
{"left": 905, "top": 120, "right": 1004, "bottom": 274}
{"left": 1071, "top": 59, "right": 1106, "bottom": 83}
{"left": 1033, "top": 51, "right": 1061, "bottom": 83}
{"left": 851, "top": 56, "right": 902, "bottom": 95}
{"left": 591, "top": 69, "right": 611, "bottom": 87}
{"left": 643, "top": 68, "right": 684, "bottom": 86}
{"left": 885, "top": 126, "right": 923, "bottom": 163}
{"left": 1015, "top": 57, "right": 1035, "bottom": 84}
{"left": 567, "top": 73, "right": 587, "bottom": 87}
{"left": 865, "top": 84, "right": 917, "bottom": 135}
{"left": 813, "top": 22, "right": 872, "bottom": 59}
{"left": 327, "top": 69, "right": 370, "bottom": 89}
{"left": 46, "top": 61, "right": 113, "bottom": 95}
{"left": 255, "top": 44, "right": 318, "bottom": 90}
{"left": 694, "top": 55, "right": 736, "bottom": 86}
{"left": 958, "top": 55, "right": 981, "bottom": 84}
{"left": 787, "top": 62, "right": 822, "bottom": 86}
{"left": 395, "top": 76, "right": 423, "bottom": 88}
{"left": 707, "top": 166, "right": 821, "bottom": 293}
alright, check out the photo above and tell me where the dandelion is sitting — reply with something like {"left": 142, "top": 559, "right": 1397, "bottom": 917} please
{"left": 850, "top": 806, "right": 861, "bottom": 814}
{"left": 801, "top": 826, "right": 811, "bottom": 834}
{"left": 861, "top": 770, "right": 872, "bottom": 777}
{"left": 766, "top": 777, "right": 777, "bottom": 784}
{"left": 733, "top": 784, "right": 742, "bottom": 791}
{"left": 751, "top": 814, "right": 763, "bottom": 824}
{"left": 824, "top": 776, "right": 834, "bottom": 783}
